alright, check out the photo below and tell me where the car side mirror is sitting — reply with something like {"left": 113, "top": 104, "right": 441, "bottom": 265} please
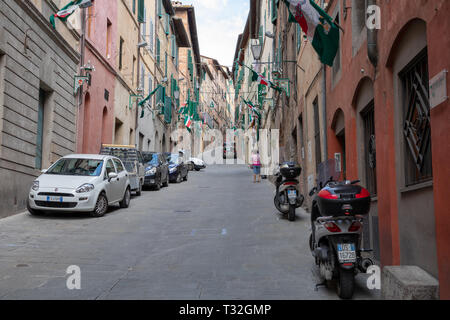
{"left": 108, "top": 172, "right": 118, "bottom": 181}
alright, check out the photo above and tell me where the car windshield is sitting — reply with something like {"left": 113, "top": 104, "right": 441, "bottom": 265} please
{"left": 146, "top": 154, "right": 159, "bottom": 166}
{"left": 168, "top": 154, "right": 179, "bottom": 165}
{"left": 46, "top": 158, "right": 104, "bottom": 176}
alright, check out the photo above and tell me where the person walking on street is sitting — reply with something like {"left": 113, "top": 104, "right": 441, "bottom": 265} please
{"left": 251, "top": 150, "right": 261, "bottom": 183}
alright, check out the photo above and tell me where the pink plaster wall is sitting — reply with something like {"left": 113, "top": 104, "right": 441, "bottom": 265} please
{"left": 76, "top": 0, "right": 118, "bottom": 154}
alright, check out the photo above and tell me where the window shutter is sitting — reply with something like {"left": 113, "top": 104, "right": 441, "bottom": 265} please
{"left": 156, "top": 37, "right": 160, "bottom": 65}
{"left": 149, "top": 18, "right": 154, "bottom": 52}
{"left": 271, "top": 0, "right": 278, "bottom": 24}
{"left": 165, "top": 14, "right": 170, "bottom": 35}
{"left": 157, "top": 0, "right": 162, "bottom": 18}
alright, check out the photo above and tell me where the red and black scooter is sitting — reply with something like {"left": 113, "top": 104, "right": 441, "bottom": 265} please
{"left": 308, "top": 177, "right": 374, "bottom": 299}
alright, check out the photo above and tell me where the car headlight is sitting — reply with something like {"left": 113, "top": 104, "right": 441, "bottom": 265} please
{"left": 169, "top": 167, "right": 177, "bottom": 173}
{"left": 31, "top": 181, "right": 39, "bottom": 191}
{"left": 75, "top": 183, "right": 95, "bottom": 193}
{"left": 146, "top": 168, "right": 157, "bottom": 175}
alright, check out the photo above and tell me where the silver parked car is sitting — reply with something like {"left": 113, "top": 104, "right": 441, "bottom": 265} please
{"left": 27, "top": 154, "right": 131, "bottom": 217}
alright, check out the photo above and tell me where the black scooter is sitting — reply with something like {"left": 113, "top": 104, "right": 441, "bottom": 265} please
{"left": 273, "top": 162, "right": 304, "bottom": 221}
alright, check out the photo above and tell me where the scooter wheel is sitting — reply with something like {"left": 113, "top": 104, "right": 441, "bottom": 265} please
{"left": 288, "top": 205, "right": 296, "bottom": 221}
{"left": 337, "top": 268, "right": 355, "bottom": 299}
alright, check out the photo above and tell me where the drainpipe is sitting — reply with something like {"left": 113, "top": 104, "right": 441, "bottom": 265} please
{"left": 367, "top": 0, "right": 378, "bottom": 67}
{"left": 320, "top": 0, "right": 328, "bottom": 162}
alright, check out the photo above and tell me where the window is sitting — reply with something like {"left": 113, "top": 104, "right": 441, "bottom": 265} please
{"left": 352, "top": 0, "right": 368, "bottom": 35}
{"left": 88, "top": 3, "right": 94, "bottom": 38}
{"left": 132, "top": 56, "right": 136, "bottom": 85}
{"left": 296, "top": 24, "right": 302, "bottom": 53}
{"left": 139, "top": 133, "right": 144, "bottom": 152}
{"left": 106, "top": 159, "right": 116, "bottom": 175}
{"left": 132, "top": 0, "right": 136, "bottom": 14}
{"left": 271, "top": 0, "right": 278, "bottom": 24}
{"left": 141, "top": 6, "right": 147, "bottom": 40}
{"left": 361, "top": 101, "right": 377, "bottom": 195}
{"left": 113, "top": 159, "right": 125, "bottom": 173}
{"left": 165, "top": 14, "right": 170, "bottom": 35}
{"left": 140, "top": 63, "right": 145, "bottom": 91}
{"left": 332, "top": 12, "right": 341, "bottom": 76}
{"left": 148, "top": 75, "right": 153, "bottom": 97}
{"left": 400, "top": 49, "right": 432, "bottom": 186}
{"left": 149, "top": 17, "right": 154, "bottom": 53}
{"left": 119, "top": 37, "right": 124, "bottom": 70}
{"left": 106, "top": 19, "right": 112, "bottom": 58}
{"left": 313, "top": 98, "right": 321, "bottom": 167}
{"left": 156, "top": 37, "right": 160, "bottom": 65}
{"left": 157, "top": 0, "right": 162, "bottom": 18}
{"left": 35, "top": 89, "right": 48, "bottom": 170}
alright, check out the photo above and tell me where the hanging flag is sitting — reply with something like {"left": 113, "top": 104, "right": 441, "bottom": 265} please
{"left": 139, "top": 85, "right": 161, "bottom": 118}
{"left": 242, "top": 98, "right": 255, "bottom": 110}
{"left": 283, "top": 0, "right": 340, "bottom": 66}
{"left": 251, "top": 70, "right": 283, "bottom": 92}
{"left": 49, "top": 0, "right": 91, "bottom": 29}
{"left": 184, "top": 115, "right": 192, "bottom": 132}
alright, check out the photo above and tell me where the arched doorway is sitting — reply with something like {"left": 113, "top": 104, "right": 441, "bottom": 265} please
{"left": 82, "top": 93, "right": 91, "bottom": 153}
{"left": 387, "top": 18, "right": 437, "bottom": 277}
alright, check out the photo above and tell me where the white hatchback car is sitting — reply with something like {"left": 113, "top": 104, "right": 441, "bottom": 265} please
{"left": 28, "top": 154, "right": 131, "bottom": 217}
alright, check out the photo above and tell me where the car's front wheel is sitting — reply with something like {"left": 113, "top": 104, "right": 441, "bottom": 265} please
{"left": 119, "top": 187, "right": 131, "bottom": 208}
{"left": 91, "top": 193, "right": 108, "bottom": 217}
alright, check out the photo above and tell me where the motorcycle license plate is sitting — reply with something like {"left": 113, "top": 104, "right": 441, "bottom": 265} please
{"left": 287, "top": 190, "right": 297, "bottom": 199}
{"left": 337, "top": 243, "right": 356, "bottom": 262}
{"left": 47, "top": 196, "right": 63, "bottom": 202}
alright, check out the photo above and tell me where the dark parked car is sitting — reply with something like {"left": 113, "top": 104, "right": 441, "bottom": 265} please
{"left": 142, "top": 152, "right": 169, "bottom": 190}
{"left": 167, "top": 153, "right": 188, "bottom": 183}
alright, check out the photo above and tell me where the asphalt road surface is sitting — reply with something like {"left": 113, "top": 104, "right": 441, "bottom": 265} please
{"left": 0, "top": 165, "right": 380, "bottom": 299}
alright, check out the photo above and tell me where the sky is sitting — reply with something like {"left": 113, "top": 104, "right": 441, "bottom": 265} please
{"left": 181, "top": 0, "right": 249, "bottom": 69}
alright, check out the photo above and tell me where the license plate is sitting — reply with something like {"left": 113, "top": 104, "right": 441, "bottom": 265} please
{"left": 337, "top": 243, "right": 356, "bottom": 262}
{"left": 287, "top": 190, "right": 297, "bottom": 199}
{"left": 47, "top": 196, "right": 63, "bottom": 202}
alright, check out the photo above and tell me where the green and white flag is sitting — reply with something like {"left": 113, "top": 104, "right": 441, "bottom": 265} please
{"left": 139, "top": 85, "right": 161, "bottom": 118}
{"left": 50, "top": 0, "right": 91, "bottom": 29}
{"left": 283, "top": 0, "right": 340, "bottom": 66}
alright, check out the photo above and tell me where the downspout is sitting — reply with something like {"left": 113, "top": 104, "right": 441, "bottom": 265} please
{"left": 320, "top": 0, "right": 327, "bottom": 162}
{"left": 367, "top": 0, "right": 378, "bottom": 67}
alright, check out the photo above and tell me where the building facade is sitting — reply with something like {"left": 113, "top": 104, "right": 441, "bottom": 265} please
{"left": 77, "top": 0, "right": 117, "bottom": 154}
{"left": 325, "top": 0, "right": 450, "bottom": 298}
{"left": 0, "top": 0, "right": 80, "bottom": 218}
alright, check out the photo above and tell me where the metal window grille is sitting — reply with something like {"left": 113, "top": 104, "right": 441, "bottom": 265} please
{"left": 400, "top": 49, "right": 432, "bottom": 186}
{"left": 361, "top": 101, "right": 377, "bottom": 195}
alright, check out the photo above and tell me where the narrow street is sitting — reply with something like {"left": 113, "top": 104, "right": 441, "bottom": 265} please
{"left": 0, "top": 166, "right": 379, "bottom": 300}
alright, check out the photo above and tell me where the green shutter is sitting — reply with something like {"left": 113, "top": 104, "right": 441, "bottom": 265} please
{"left": 164, "top": 96, "right": 172, "bottom": 123}
{"left": 156, "top": 38, "right": 160, "bottom": 65}
{"left": 165, "top": 14, "right": 170, "bottom": 35}
{"left": 164, "top": 52, "right": 167, "bottom": 77}
{"left": 137, "top": 0, "right": 145, "bottom": 23}
{"left": 157, "top": 0, "right": 162, "bottom": 18}
{"left": 271, "top": 0, "right": 278, "bottom": 24}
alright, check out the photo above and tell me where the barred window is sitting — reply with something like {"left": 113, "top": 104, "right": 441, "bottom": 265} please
{"left": 400, "top": 49, "right": 432, "bottom": 186}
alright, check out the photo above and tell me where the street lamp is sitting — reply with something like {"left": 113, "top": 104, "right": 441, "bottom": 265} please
{"left": 251, "top": 41, "right": 262, "bottom": 61}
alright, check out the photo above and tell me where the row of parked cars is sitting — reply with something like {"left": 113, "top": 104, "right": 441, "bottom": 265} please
{"left": 27, "top": 145, "right": 206, "bottom": 218}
